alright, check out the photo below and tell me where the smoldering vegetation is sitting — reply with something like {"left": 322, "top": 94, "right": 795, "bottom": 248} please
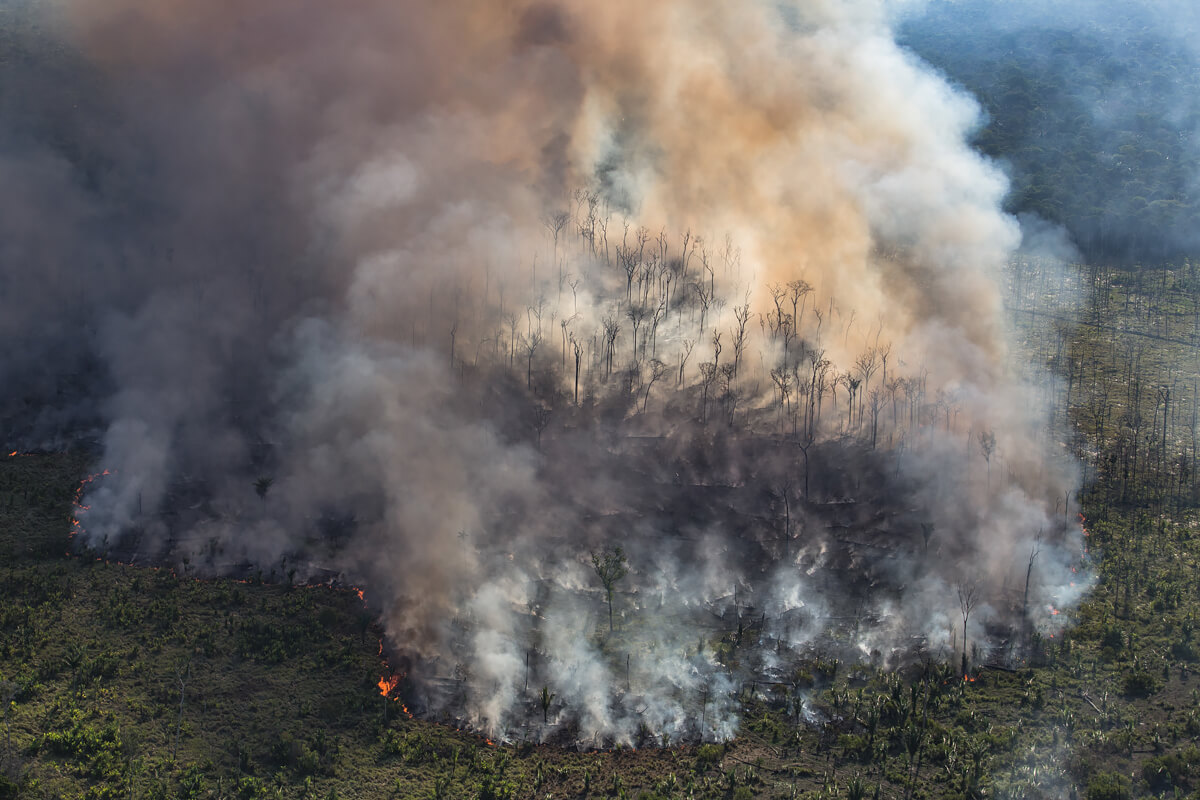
{"left": 0, "top": 0, "right": 1085, "bottom": 744}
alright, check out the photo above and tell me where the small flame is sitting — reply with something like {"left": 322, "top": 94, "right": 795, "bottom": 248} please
{"left": 7, "top": 451, "right": 16, "bottom": 457}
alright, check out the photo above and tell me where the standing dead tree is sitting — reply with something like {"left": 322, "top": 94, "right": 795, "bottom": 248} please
{"left": 602, "top": 316, "right": 620, "bottom": 379}
{"left": 731, "top": 302, "right": 751, "bottom": 379}
{"left": 1022, "top": 531, "right": 1042, "bottom": 638}
{"left": 678, "top": 338, "right": 695, "bottom": 386}
{"left": 572, "top": 337, "right": 584, "bottom": 405}
{"left": 642, "top": 359, "right": 668, "bottom": 414}
{"left": 956, "top": 582, "right": 979, "bottom": 677}
{"left": 699, "top": 362, "right": 718, "bottom": 423}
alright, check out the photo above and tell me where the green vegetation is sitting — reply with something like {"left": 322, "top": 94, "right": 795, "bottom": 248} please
{"left": 6, "top": 261, "right": 1200, "bottom": 796}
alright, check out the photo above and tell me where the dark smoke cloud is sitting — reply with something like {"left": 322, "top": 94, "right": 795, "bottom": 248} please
{"left": 1, "top": 0, "right": 1086, "bottom": 743}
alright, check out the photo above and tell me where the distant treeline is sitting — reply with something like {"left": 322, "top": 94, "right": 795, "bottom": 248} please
{"left": 902, "top": 1, "right": 1200, "bottom": 264}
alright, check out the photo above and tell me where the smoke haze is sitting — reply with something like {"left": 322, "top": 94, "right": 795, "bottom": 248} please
{"left": 2, "top": 0, "right": 1085, "bottom": 742}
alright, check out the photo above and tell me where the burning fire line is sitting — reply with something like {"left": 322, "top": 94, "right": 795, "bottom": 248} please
{"left": 61, "top": 467, "right": 501, "bottom": 741}
{"left": 54, "top": 464, "right": 428, "bottom": 733}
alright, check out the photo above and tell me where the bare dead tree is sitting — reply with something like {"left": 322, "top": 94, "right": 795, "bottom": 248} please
{"left": 543, "top": 210, "right": 570, "bottom": 290}
{"left": 560, "top": 314, "right": 578, "bottom": 371}
{"left": 524, "top": 331, "right": 543, "bottom": 389}
{"left": 788, "top": 279, "right": 813, "bottom": 331}
{"left": 957, "top": 582, "right": 979, "bottom": 676}
{"left": 678, "top": 338, "right": 695, "bottom": 385}
{"left": 648, "top": 300, "right": 667, "bottom": 357}
{"left": 572, "top": 337, "right": 583, "bottom": 405}
{"left": 780, "top": 313, "right": 796, "bottom": 368}
{"left": 856, "top": 348, "right": 879, "bottom": 423}
{"left": 643, "top": 359, "right": 668, "bottom": 413}
{"left": 771, "top": 368, "right": 794, "bottom": 432}
{"left": 777, "top": 484, "right": 793, "bottom": 560}
{"left": 1022, "top": 531, "right": 1043, "bottom": 636}
{"left": 618, "top": 243, "right": 638, "bottom": 305}
{"left": 699, "top": 362, "right": 718, "bottom": 423}
{"left": 868, "top": 389, "right": 883, "bottom": 449}
{"left": 533, "top": 404, "right": 552, "bottom": 450}
{"left": 602, "top": 316, "right": 620, "bottom": 379}
{"left": 627, "top": 303, "right": 649, "bottom": 365}
{"left": 731, "top": 302, "right": 751, "bottom": 379}
{"left": 692, "top": 280, "right": 713, "bottom": 333}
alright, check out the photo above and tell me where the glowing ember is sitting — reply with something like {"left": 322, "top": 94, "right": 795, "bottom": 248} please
{"left": 7, "top": 451, "right": 16, "bottom": 457}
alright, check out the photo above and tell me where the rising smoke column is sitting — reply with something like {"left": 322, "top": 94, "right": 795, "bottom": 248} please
{"left": 0, "top": 0, "right": 1088, "bottom": 742}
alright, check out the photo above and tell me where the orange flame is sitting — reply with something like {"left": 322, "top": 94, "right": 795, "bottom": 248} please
{"left": 7, "top": 451, "right": 16, "bottom": 457}
{"left": 378, "top": 674, "right": 401, "bottom": 697}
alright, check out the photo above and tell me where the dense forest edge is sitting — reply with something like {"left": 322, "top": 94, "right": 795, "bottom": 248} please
{"left": 902, "top": 0, "right": 1200, "bottom": 264}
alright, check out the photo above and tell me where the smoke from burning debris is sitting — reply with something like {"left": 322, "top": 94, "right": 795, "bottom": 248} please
{"left": 2, "top": 0, "right": 1086, "bottom": 743}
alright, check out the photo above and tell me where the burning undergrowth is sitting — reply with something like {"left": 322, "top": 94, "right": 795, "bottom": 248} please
{"left": 6, "top": 0, "right": 1088, "bottom": 745}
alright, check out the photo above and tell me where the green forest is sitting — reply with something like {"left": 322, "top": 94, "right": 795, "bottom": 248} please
{"left": 902, "top": 1, "right": 1200, "bottom": 263}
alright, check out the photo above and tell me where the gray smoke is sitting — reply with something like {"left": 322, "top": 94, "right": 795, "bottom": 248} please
{"left": 0, "top": 0, "right": 1088, "bottom": 744}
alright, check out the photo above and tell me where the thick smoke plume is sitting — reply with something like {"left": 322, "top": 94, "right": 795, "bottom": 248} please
{"left": 3, "top": 0, "right": 1085, "bottom": 743}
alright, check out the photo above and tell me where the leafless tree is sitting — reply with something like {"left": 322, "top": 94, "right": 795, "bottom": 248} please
{"left": 1022, "top": 531, "right": 1042, "bottom": 635}
{"left": 572, "top": 337, "right": 584, "bottom": 405}
{"left": 678, "top": 338, "right": 696, "bottom": 386}
{"left": 543, "top": 210, "right": 570, "bottom": 289}
{"left": 533, "top": 404, "right": 552, "bottom": 450}
{"left": 731, "top": 302, "right": 751, "bottom": 379}
{"left": 648, "top": 300, "right": 667, "bottom": 357}
{"left": 788, "top": 279, "right": 813, "bottom": 331}
{"left": 602, "top": 316, "right": 620, "bottom": 379}
{"left": 627, "top": 304, "right": 649, "bottom": 365}
{"left": 956, "top": 582, "right": 979, "bottom": 676}
{"left": 692, "top": 280, "right": 713, "bottom": 333}
{"left": 643, "top": 359, "right": 668, "bottom": 413}
{"left": 524, "top": 331, "right": 543, "bottom": 389}
{"left": 771, "top": 368, "right": 794, "bottom": 432}
{"left": 699, "top": 362, "right": 718, "bottom": 422}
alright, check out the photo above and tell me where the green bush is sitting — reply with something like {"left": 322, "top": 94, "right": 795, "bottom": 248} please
{"left": 1141, "top": 747, "right": 1200, "bottom": 792}
{"left": 1086, "top": 771, "right": 1130, "bottom": 800}
{"left": 695, "top": 743, "right": 724, "bottom": 767}
{"left": 1121, "top": 669, "right": 1159, "bottom": 698}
